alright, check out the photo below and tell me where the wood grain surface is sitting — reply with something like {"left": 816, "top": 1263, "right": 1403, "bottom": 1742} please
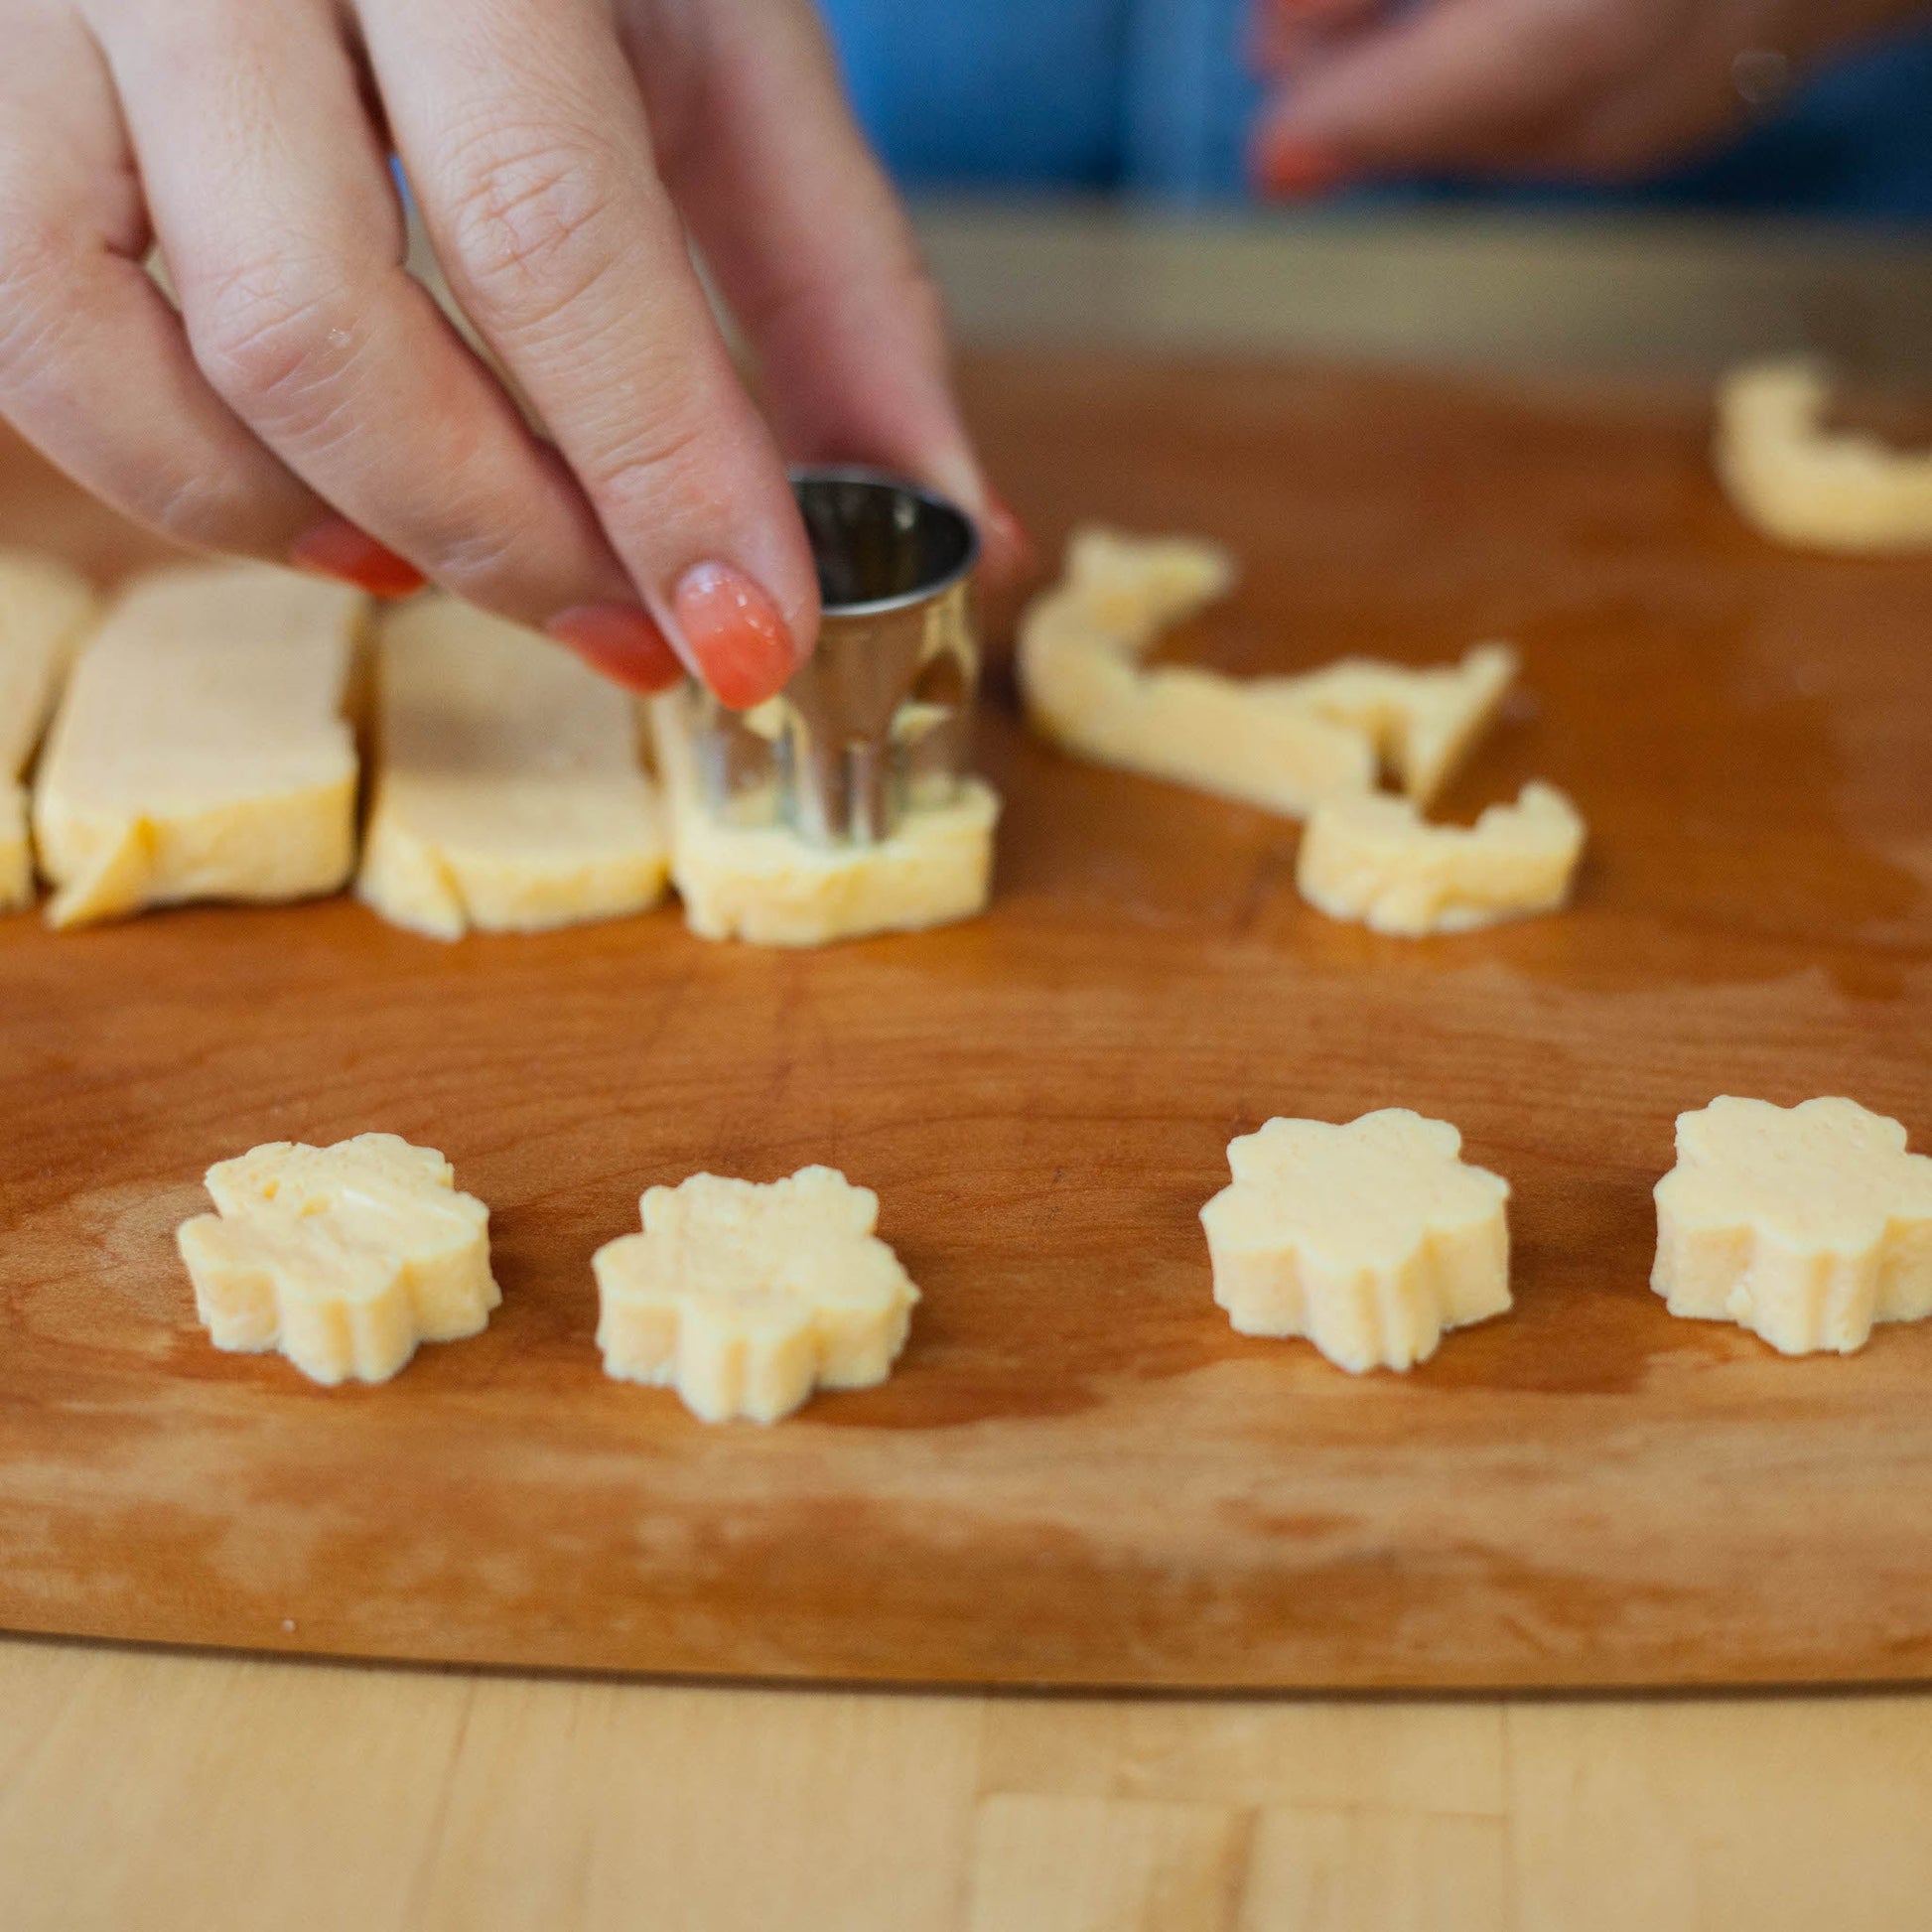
{"left": 3, "top": 349, "right": 1930, "bottom": 1691}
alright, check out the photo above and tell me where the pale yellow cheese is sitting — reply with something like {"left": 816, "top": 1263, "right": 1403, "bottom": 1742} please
{"left": 648, "top": 690, "right": 997, "bottom": 947}
{"left": 1716, "top": 357, "right": 1932, "bottom": 554}
{"left": 32, "top": 563, "right": 364, "bottom": 928}
{"left": 177, "top": 1133, "right": 499, "bottom": 1385}
{"left": 357, "top": 595, "right": 667, "bottom": 939}
{"left": 1297, "top": 780, "right": 1586, "bottom": 936}
{"left": 0, "top": 552, "right": 96, "bottom": 910}
{"left": 1200, "top": 1109, "right": 1511, "bottom": 1373}
{"left": 1280, "top": 642, "right": 1519, "bottom": 808}
{"left": 593, "top": 1167, "right": 919, "bottom": 1423}
{"left": 1652, "top": 1096, "right": 1932, "bottom": 1356}
{"left": 1018, "top": 527, "right": 1516, "bottom": 818}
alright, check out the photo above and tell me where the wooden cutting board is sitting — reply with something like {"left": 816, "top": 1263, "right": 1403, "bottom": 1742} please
{"left": 4, "top": 350, "right": 1930, "bottom": 1691}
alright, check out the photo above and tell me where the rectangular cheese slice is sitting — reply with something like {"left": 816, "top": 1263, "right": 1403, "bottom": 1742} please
{"left": 0, "top": 552, "right": 97, "bottom": 911}
{"left": 357, "top": 595, "right": 668, "bottom": 939}
{"left": 649, "top": 689, "right": 998, "bottom": 947}
{"left": 31, "top": 563, "right": 365, "bottom": 928}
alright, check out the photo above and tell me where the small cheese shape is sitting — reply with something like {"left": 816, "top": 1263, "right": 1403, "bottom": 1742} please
{"left": 1200, "top": 1109, "right": 1511, "bottom": 1372}
{"left": 358, "top": 595, "right": 668, "bottom": 939}
{"left": 177, "top": 1133, "right": 499, "bottom": 1385}
{"left": 1652, "top": 1096, "right": 1932, "bottom": 1356}
{"left": 1715, "top": 357, "right": 1932, "bottom": 554}
{"left": 1297, "top": 781, "right": 1586, "bottom": 936}
{"left": 32, "top": 563, "right": 364, "bottom": 928}
{"left": 0, "top": 552, "right": 97, "bottom": 911}
{"left": 648, "top": 690, "right": 998, "bottom": 947}
{"left": 593, "top": 1167, "right": 919, "bottom": 1422}
{"left": 1018, "top": 526, "right": 1516, "bottom": 818}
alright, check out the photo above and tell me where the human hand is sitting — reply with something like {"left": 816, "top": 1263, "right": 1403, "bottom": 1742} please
{"left": 0, "top": 0, "right": 1024, "bottom": 705}
{"left": 1250, "top": 0, "right": 1931, "bottom": 193}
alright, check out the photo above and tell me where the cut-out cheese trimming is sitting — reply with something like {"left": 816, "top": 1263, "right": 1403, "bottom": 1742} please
{"left": 1716, "top": 357, "right": 1932, "bottom": 554}
{"left": 1017, "top": 526, "right": 1517, "bottom": 817}
{"left": 1297, "top": 781, "right": 1586, "bottom": 935}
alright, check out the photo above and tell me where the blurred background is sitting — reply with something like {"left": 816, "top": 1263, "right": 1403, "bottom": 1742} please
{"left": 819, "top": 0, "right": 1932, "bottom": 217}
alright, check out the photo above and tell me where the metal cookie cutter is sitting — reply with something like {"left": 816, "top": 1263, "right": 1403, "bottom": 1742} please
{"left": 689, "top": 467, "right": 981, "bottom": 846}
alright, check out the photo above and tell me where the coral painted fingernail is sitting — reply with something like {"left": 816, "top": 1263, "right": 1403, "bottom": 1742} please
{"left": 288, "top": 516, "right": 426, "bottom": 599}
{"left": 671, "top": 561, "right": 797, "bottom": 710}
{"left": 1253, "top": 130, "right": 1348, "bottom": 199}
{"left": 982, "top": 489, "right": 1039, "bottom": 585}
{"left": 545, "top": 603, "right": 685, "bottom": 694}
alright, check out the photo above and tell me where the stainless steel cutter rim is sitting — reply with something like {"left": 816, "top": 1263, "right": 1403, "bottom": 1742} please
{"left": 787, "top": 464, "right": 982, "bottom": 618}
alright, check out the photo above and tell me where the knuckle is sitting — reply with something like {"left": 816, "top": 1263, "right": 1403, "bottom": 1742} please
{"left": 190, "top": 252, "right": 363, "bottom": 426}
{"left": 432, "top": 119, "right": 621, "bottom": 327}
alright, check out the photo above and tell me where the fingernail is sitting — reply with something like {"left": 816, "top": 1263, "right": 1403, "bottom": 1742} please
{"left": 545, "top": 603, "right": 685, "bottom": 694}
{"left": 671, "top": 561, "right": 797, "bottom": 710}
{"left": 1253, "top": 130, "right": 1349, "bottom": 199}
{"left": 289, "top": 516, "right": 426, "bottom": 599}
{"left": 981, "top": 490, "right": 1039, "bottom": 587}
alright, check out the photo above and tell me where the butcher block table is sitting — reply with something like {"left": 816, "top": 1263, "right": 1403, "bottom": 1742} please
{"left": 6, "top": 206, "right": 1932, "bottom": 1928}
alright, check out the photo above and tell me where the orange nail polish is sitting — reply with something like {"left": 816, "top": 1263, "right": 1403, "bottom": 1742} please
{"left": 981, "top": 489, "right": 1039, "bottom": 587}
{"left": 1252, "top": 130, "right": 1348, "bottom": 200}
{"left": 671, "top": 561, "right": 797, "bottom": 710}
{"left": 289, "top": 516, "right": 426, "bottom": 599}
{"left": 545, "top": 603, "right": 685, "bottom": 693}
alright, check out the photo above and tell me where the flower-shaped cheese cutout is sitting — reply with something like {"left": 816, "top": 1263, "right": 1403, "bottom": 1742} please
{"left": 176, "top": 1133, "right": 498, "bottom": 1385}
{"left": 1652, "top": 1096, "right": 1932, "bottom": 1355}
{"left": 1018, "top": 526, "right": 1516, "bottom": 818}
{"left": 1716, "top": 357, "right": 1932, "bottom": 554}
{"left": 1201, "top": 1110, "right": 1511, "bottom": 1372}
{"left": 1297, "top": 781, "right": 1586, "bottom": 935}
{"left": 593, "top": 1168, "right": 919, "bottom": 1422}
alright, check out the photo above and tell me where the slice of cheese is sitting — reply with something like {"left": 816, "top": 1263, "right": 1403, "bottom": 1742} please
{"left": 357, "top": 595, "right": 668, "bottom": 939}
{"left": 1018, "top": 527, "right": 1516, "bottom": 818}
{"left": 32, "top": 563, "right": 365, "bottom": 928}
{"left": 1716, "top": 356, "right": 1932, "bottom": 554}
{"left": 594, "top": 1167, "right": 919, "bottom": 1423}
{"left": 1200, "top": 1109, "right": 1512, "bottom": 1373}
{"left": 1297, "top": 780, "right": 1586, "bottom": 936}
{"left": 0, "top": 552, "right": 97, "bottom": 911}
{"left": 177, "top": 1132, "right": 499, "bottom": 1385}
{"left": 648, "top": 689, "right": 998, "bottom": 947}
{"left": 1653, "top": 1096, "right": 1932, "bottom": 1355}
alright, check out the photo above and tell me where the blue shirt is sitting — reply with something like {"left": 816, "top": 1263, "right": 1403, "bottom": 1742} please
{"left": 821, "top": 0, "right": 1932, "bottom": 217}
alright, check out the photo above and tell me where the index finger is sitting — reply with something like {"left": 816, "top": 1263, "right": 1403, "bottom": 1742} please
{"left": 359, "top": 0, "right": 817, "bottom": 707}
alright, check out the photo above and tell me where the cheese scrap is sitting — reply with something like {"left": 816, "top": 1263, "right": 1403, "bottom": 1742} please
{"left": 649, "top": 689, "right": 997, "bottom": 947}
{"left": 1281, "top": 643, "right": 1519, "bottom": 808}
{"left": 1297, "top": 780, "right": 1586, "bottom": 935}
{"left": 358, "top": 595, "right": 668, "bottom": 939}
{"left": 593, "top": 1167, "right": 919, "bottom": 1422}
{"left": 1018, "top": 526, "right": 1516, "bottom": 817}
{"left": 1715, "top": 356, "right": 1932, "bottom": 554}
{"left": 1201, "top": 1109, "right": 1511, "bottom": 1372}
{"left": 0, "top": 552, "right": 96, "bottom": 911}
{"left": 32, "top": 563, "right": 364, "bottom": 928}
{"left": 177, "top": 1133, "right": 499, "bottom": 1385}
{"left": 1652, "top": 1095, "right": 1932, "bottom": 1356}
